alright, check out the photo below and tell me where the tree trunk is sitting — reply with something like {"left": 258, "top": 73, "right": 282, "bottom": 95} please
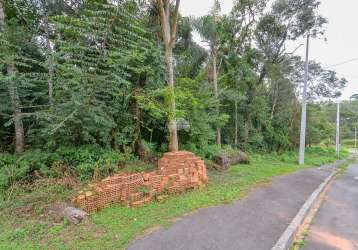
{"left": 8, "top": 64, "right": 25, "bottom": 154}
{"left": 1, "top": 1, "right": 25, "bottom": 154}
{"left": 244, "top": 87, "right": 255, "bottom": 144}
{"left": 157, "top": 0, "right": 180, "bottom": 152}
{"left": 270, "top": 82, "right": 279, "bottom": 119}
{"left": 133, "top": 87, "right": 144, "bottom": 155}
{"left": 234, "top": 99, "right": 238, "bottom": 147}
{"left": 165, "top": 46, "right": 178, "bottom": 152}
{"left": 212, "top": 51, "right": 221, "bottom": 147}
{"left": 0, "top": 1, "right": 4, "bottom": 28}
{"left": 43, "top": 3, "right": 54, "bottom": 108}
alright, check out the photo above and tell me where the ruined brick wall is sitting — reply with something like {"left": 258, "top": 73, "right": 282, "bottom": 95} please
{"left": 73, "top": 151, "right": 208, "bottom": 212}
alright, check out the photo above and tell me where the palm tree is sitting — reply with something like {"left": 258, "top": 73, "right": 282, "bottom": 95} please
{"left": 193, "top": 0, "right": 222, "bottom": 147}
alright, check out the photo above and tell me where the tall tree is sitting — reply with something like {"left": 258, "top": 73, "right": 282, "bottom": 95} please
{"left": 40, "top": 0, "right": 55, "bottom": 108}
{"left": 219, "top": 0, "right": 266, "bottom": 147}
{"left": 44, "top": 1, "right": 163, "bottom": 149}
{"left": 0, "top": 1, "right": 24, "bottom": 154}
{"left": 0, "top": 0, "right": 349, "bottom": 158}
{"left": 193, "top": 0, "right": 222, "bottom": 146}
{"left": 155, "top": 0, "right": 180, "bottom": 152}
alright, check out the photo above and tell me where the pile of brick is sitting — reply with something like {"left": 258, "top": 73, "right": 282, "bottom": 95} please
{"left": 73, "top": 151, "right": 208, "bottom": 212}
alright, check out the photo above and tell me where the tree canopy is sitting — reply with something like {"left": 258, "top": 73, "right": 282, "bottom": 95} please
{"left": 0, "top": 0, "right": 348, "bottom": 176}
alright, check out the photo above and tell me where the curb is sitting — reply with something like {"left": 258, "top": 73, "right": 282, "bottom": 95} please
{"left": 271, "top": 161, "right": 344, "bottom": 250}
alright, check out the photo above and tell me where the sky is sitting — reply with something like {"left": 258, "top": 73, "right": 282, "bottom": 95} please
{"left": 180, "top": 0, "right": 358, "bottom": 100}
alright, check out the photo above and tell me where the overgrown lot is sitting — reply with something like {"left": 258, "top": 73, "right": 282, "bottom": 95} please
{"left": 0, "top": 147, "right": 348, "bottom": 250}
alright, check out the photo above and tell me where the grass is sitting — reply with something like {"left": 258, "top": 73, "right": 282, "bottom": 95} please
{"left": 0, "top": 147, "right": 349, "bottom": 250}
{"left": 342, "top": 139, "right": 358, "bottom": 149}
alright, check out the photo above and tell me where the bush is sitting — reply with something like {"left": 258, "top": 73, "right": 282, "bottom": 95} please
{"left": 342, "top": 139, "right": 356, "bottom": 148}
{"left": 0, "top": 150, "right": 58, "bottom": 189}
{"left": 182, "top": 143, "right": 221, "bottom": 159}
{"left": 0, "top": 146, "right": 134, "bottom": 189}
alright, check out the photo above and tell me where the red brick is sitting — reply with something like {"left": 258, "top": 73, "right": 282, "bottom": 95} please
{"left": 74, "top": 151, "right": 208, "bottom": 213}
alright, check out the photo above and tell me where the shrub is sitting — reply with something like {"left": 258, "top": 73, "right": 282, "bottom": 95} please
{"left": 181, "top": 143, "right": 221, "bottom": 159}
{"left": 0, "top": 146, "right": 134, "bottom": 189}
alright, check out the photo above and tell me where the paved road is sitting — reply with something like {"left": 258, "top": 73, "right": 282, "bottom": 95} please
{"left": 128, "top": 163, "right": 341, "bottom": 250}
{"left": 303, "top": 163, "right": 358, "bottom": 250}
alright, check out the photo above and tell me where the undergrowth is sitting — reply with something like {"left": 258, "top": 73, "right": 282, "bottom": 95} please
{"left": 0, "top": 146, "right": 349, "bottom": 250}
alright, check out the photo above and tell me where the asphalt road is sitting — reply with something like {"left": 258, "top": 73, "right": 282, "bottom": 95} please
{"left": 303, "top": 163, "right": 358, "bottom": 250}
{"left": 128, "top": 163, "right": 340, "bottom": 250}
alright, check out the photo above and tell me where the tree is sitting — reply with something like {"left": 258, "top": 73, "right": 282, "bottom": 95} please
{"left": 193, "top": 0, "right": 222, "bottom": 146}
{"left": 255, "top": 0, "right": 327, "bottom": 84}
{"left": 0, "top": 0, "right": 349, "bottom": 158}
{"left": 175, "top": 16, "right": 207, "bottom": 78}
{"left": 219, "top": 0, "right": 265, "bottom": 147}
{"left": 287, "top": 56, "right": 347, "bottom": 101}
{"left": 42, "top": 1, "right": 164, "bottom": 149}
{"left": 1, "top": 2, "right": 25, "bottom": 154}
{"left": 350, "top": 94, "right": 358, "bottom": 101}
{"left": 155, "top": 0, "right": 180, "bottom": 152}
{"left": 1, "top": 1, "right": 24, "bottom": 153}
{"left": 40, "top": 0, "right": 55, "bottom": 108}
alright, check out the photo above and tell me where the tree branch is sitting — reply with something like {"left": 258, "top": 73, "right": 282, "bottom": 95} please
{"left": 156, "top": 0, "right": 170, "bottom": 45}
{"left": 170, "top": 0, "right": 180, "bottom": 47}
{"left": 50, "top": 110, "right": 77, "bottom": 134}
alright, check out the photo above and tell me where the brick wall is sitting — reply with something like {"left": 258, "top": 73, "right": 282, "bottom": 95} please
{"left": 73, "top": 151, "right": 208, "bottom": 212}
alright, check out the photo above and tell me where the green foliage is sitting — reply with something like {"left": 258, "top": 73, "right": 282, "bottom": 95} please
{"left": 0, "top": 145, "right": 134, "bottom": 189}
{"left": 1, "top": 0, "right": 167, "bottom": 152}
{"left": 0, "top": 1, "right": 352, "bottom": 248}
{"left": 37, "top": 1, "right": 165, "bottom": 148}
{"left": 0, "top": 9, "right": 48, "bottom": 151}
{"left": 176, "top": 77, "right": 221, "bottom": 149}
{"left": 183, "top": 143, "right": 221, "bottom": 159}
{"left": 0, "top": 0, "right": 348, "bottom": 189}
{"left": 0, "top": 147, "right": 345, "bottom": 249}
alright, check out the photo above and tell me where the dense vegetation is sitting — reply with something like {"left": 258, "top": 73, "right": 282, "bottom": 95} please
{"left": 1, "top": 1, "right": 356, "bottom": 248}
{"left": 0, "top": 0, "right": 353, "bottom": 188}
{"left": 0, "top": 146, "right": 349, "bottom": 249}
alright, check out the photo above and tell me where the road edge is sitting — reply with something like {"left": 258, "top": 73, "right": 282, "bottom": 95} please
{"left": 271, "top": 160, "right": 345, "bottom": 250}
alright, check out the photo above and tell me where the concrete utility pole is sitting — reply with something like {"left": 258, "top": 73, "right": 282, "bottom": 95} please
{"left": 336, "top": 102, "right": 340, "bottom": 158}
{"left": 299, "top": 34, "right": 310, "bottom": 165}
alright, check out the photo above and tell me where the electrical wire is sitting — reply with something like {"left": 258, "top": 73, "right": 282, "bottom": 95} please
{"left": 324, "top": 57, "right": 358, "bottom": 69}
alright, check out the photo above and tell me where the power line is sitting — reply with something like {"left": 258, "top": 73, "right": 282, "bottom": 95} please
{"left": 324, "top": 57, "right": 358, "bottom": 69}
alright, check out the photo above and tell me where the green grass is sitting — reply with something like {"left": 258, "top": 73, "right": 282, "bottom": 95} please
{"left": 342, "top": 139, "right": 358, "bottom": 148}
{"left": 0, "top": 147, "right": 349, "bottom": 250}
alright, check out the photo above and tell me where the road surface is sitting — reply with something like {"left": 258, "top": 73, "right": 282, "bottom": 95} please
{"left": 128, "top": 163, "right": 341, "bottom": 250}
{"left": 302, "top": 163, "right": 358, "bottom": 250}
